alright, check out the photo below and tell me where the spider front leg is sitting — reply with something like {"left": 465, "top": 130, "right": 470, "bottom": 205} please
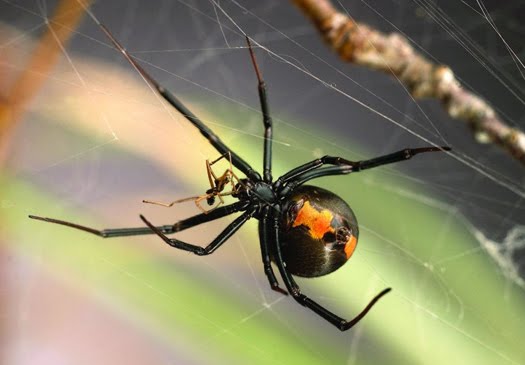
{"left": 278, "top": 146, "right": 450, "bottom": 194}
{"left": 270, "top": 216, "right": 390, "bottom": 331}
{"left": 29, "top": 201, "right": 249, "bottom": 238}
{"left": 246, "top": 36, "right": 273, "bottom": 183}
{"left": 140, "top": 206, "right": 256, "bottom": 255}
{"left": 94, "top": 21, "right": 260, "bottom": 182}
{"left": 142, "top": 195, "right": 200, "bottom": 208}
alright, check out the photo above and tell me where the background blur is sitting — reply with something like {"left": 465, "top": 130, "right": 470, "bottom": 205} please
{"left": 1, "top": 1, "right": 525, "bottom": 364}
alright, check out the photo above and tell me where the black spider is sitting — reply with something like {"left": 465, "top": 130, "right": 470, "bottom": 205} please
{"left": 29, "top": 20, "right": 450, "bottom": 331}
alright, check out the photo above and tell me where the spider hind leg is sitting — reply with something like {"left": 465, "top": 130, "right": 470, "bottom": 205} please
{"left": 29, "top": 201, "right": 250, "bottom": 239}
{"left": 270, "top": 215, "right": 390, "bottom": 331}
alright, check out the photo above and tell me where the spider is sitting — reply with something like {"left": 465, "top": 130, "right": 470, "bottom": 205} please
{"left": 142, "top": 152, "right": 244, "bottom": 214}
{"left": 29, "top": 18, "right": 450, "bottom": 331}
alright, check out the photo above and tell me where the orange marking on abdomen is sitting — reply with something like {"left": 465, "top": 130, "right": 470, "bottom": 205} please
{"left": 292, "top": 201, "right": 335, "bottom": 239}
{"left": 344, "top": 235, "right": 358, "bottom": 259}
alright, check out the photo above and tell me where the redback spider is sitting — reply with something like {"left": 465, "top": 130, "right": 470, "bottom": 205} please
{"left": 30, "top": 13, "right": 450, "bottom": 331}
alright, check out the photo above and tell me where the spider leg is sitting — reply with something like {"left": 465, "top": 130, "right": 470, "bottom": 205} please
{"left": 94, "top": 21, "right": 260, "bottom": 182}
{"left": 142, "top": 195, "right": 201, "bottom": 207}
{"left": 259, "top": 206, "right": 288, "bottom": 296}
{"left": 140, "top": 206, "right": 256, "bottom": 255}
{"left": 274, "top": 155, "right": 354, "bottom": 188}
{"left": 206, "top": 159, "right": 215, "bottom": 189}
{"left": 278, "top": 147, "right": 450, "bottom": 195}
{"left": 194, "top": 195, "right": 211, "bottom": 214}
{"left": 226, "top": 152, "right": 239, "bottom": 192}
{"left": 270, "top": 215, "right": 390, "bottom": 331}
{"left": 246, "top": 37, "right": 273, "bottom": 183}
{"left": 350, "top": 146, "right": 450, "bottom": 171}
{"left": 29, "top": 201, "right": 249, "bottom": 238}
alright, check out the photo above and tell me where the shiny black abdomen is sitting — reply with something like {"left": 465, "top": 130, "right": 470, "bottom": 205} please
{"left": 278, "top": 185, "right": 359, "bottom": 278}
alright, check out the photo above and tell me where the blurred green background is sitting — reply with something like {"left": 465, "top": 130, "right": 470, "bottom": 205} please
{"left": 1, "top": 1, "right": 525, "bottom": 364}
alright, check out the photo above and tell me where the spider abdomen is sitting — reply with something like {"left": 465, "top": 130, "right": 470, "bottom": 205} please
{"left": 278, "top": 185, "right": 359, "bottom": 278}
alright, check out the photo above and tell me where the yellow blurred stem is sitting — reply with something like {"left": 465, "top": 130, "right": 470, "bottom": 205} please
{"left": 0, "top": 0, "right": 92, "bottom": 163}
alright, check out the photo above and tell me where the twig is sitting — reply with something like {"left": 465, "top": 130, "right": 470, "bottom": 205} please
{"left": 292, "top": 0, "right": 525, "bottom": 166}
{"left": 0, "top": 0, "right": 92, "bottom": 163}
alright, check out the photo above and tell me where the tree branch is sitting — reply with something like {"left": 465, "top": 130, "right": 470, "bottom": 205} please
{"left": 292, "top": 0, "right": 525, "bottom": 166}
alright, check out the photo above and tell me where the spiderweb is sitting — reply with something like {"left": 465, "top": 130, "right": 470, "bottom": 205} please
{"left": 1, "top": 0, "right": 524, "bottom": 364}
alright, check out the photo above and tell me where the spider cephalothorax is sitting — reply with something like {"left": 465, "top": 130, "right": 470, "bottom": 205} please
{"left": 29, "top": 17, "right": 450, "bottom": 332}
